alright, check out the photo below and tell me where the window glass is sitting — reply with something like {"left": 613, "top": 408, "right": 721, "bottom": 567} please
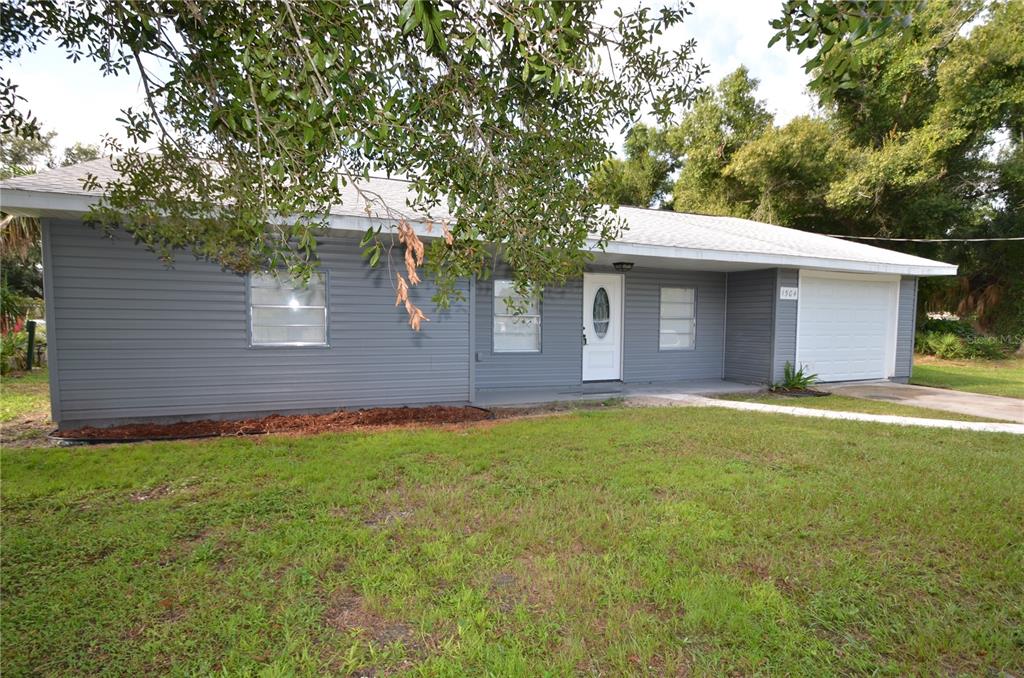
{"left": 659, "top": 287, "right": 695, "bottom": 350}
{"left": 250, "top": 273, "right": 327, "bottom": 346}
{"left": 494, "top": 280, "right": 541, "bottom": 352}
{"left": 593, "top": 287, "right": 610, "bottom": 338}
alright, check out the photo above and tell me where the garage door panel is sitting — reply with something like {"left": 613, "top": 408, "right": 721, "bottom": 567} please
{"left": 797, "top": 275, "right": 897, "bottom": 382}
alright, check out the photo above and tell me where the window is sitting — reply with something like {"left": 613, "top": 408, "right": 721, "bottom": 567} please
{"left": 659, "top": 287, "right": 695, "bottom": 350}
{"left": 250, "top": 272, "right": 327, "bottom": 346}
{"left": 592, "top": 287, "right": 610, "bottom": 338}
{"left": 493, "top": 280, "right": 541, "bottom": 352}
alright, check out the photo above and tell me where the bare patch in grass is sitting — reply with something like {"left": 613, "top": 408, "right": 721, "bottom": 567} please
{"left": 321, "top": 588, "right": 441, "bottom": 676}
{"left": 130, "top": 484, "right": 173, "bottom": 503}
{"left": 733, "top": 555, "right": 800, "bottom": 596}
{"left": 0, "top": 413, "right": 52, "bottom": 448}
{"left": 361, "top": 482, "right": 421, "bottom": 528}
{"left": 129, "top": 478, "right": 201, "bottom": 503}
{"left": 363, "top": 508, "right": 416, "bottom": 527}
{"left": 324, "top": 590, "right": 416, "bottom": 646}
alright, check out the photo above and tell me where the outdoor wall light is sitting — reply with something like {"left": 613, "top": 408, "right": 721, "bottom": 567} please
{"left": 613, "top": 261, "right": 634, "bottom": 273}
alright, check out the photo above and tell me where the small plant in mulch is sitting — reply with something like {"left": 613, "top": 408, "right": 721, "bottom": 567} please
{"left": 769, "top": 362, "right": 826, "bottom": 397}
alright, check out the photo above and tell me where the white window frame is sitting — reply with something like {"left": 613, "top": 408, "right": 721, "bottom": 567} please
{"left": 248, "top": 272, "right": 329, "bottom": 347}
{"left": 659, "top": 286, "right": 696, "bottom": 351}
{"left": 492, "top": 279, "right": 542, "bottom": 353}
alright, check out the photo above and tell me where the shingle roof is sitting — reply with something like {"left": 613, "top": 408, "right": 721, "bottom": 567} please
{"left": 1, "top": 158, "right": 956, "bottom": 274}
{"left": 611, "top": 205, "right": 949, "bottom": 270}
{"left": 0, "top": 158, "right": 443, "bottom": 220}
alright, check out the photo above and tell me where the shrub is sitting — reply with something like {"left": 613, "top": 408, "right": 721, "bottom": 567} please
{"left": 931, "top": 332, "right": 967, "bottom": 359}
{"left": 918, "top": 317, "right": 976, "bottom": 338}
{"left": 772, "top": 361, "right": 818, "bottom": 391}
{"left": 962, "top": 336, "right": 1007, "bottom": 360}
{"left": 915, "top": 331, "right": 1008, "bottom": 360}
{"left": 1, "top": 331, "right": 28, "bottom": 375}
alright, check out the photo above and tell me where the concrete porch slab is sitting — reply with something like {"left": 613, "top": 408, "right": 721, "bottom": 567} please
{"left": 821, "top": 381, "right": 1024, "bottom": 424}
{"left": 474, "top": 380, "right": 760, "bottom": 408}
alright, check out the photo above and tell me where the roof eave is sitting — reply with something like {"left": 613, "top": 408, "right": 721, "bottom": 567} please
{"left": 591, "top": 240, "right": 958, "bottom": 277}
{"left": 1, "top": 188, "right": 959, "bottom": 277}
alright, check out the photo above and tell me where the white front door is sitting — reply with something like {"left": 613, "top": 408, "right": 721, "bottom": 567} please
{"left": 582, "top": 273, "right": 624, "bottom": 381}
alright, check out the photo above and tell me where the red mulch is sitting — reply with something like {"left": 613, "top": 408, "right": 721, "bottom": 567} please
{"left": 55, "top": 405, "right": 492, "bottom": 442}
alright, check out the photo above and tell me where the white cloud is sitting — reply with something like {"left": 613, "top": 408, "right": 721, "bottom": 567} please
{"left": 680, "top": 0, "right": 815, "bottom": 124}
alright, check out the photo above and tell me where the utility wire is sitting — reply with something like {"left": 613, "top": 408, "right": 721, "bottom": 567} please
{"left": 825, "top": 234, "right": 1024, "bottom": 243}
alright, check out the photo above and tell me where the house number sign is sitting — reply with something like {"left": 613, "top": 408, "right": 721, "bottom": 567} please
{"left": 779, "top": 286, "right": 799, "bottom": 301}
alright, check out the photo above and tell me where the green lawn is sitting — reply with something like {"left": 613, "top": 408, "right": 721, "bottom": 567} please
{"left": 912, "top": 356, "right": 1024, "bottom": 399}
{"left": 716, "top": 392, "right": 1008, "bottom": 422}
{"left": 1, "top": 368, "right": 50, "bottom": 423}
{"left": 3, "top": 410, "right": 1021, "bottom": 676}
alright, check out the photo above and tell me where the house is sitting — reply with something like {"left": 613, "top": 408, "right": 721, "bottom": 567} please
{"left": 1, "top": 160, "right": 957, "bottom": 429}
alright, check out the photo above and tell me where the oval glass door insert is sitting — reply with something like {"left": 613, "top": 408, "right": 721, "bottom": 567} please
{"left": 593, "top": 287, "right": 610, "bottom": 338}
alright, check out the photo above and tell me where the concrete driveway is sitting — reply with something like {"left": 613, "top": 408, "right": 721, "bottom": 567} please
{"left": 823, "top": 381, "right": 1024, "bottom": 424}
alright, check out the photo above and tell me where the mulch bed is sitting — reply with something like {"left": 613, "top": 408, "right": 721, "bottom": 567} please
{"left": 54, "top": 405, "right": 493, "bottom": 443}
{"left": 767, "top": 388, "right": 829, "bottom": 397}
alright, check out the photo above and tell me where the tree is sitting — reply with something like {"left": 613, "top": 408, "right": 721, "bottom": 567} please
{"left": 1, "top": 0, "right": 706, "bottom": 327}
{"left": 0, "top": 130, "right": 55, "bottom": 179}
{"left": 724, "top": 116, "right": 859, "bottom": 233}
{"left": 666, "top": 67, "right": 773, "bottom": 216}
{"left": 819, "top": 1, "right": 1023, "bottom": 331}
{"left": 769, "top": 0, "right": 1023, "bottom": 336}
{"left": 60, "top": 142, "right": 101, "bottom": 167}
{"left": 1, "top": 131, "right": 104, "bottom": 258}
{"left": 590, "top": 124, "right": 675, "bottom": 208}
{"left": 769, "top": 0, "right": 923, "bottom": 105}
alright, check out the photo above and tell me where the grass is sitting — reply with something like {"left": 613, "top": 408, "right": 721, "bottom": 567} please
{"left": 1, "top": 368, "right": 50, "bottom": 423}
{"left": 3, "top": 409, "right": 1022, "bottom": 676}
{"left": 911, "top": 355, "right": 1024, "bottom": 399}
{"left": 716, "top": 392, "right": 1008, "bottom": 422}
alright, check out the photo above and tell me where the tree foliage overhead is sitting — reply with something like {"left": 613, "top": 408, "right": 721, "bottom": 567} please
{"left": 2, "top": 0, "right": 706, "bottom": 326}
{"left": 769, "top": 0, "right": 922, "bottom": 104}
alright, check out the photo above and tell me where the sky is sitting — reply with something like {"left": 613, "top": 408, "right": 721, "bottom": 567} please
{"left": 9, "top": 1, "right": 815, "bottom": 156}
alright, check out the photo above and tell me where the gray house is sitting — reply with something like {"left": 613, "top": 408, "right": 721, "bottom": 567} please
{"left": 1, "top": 160, "right": 957, "bottom": 429}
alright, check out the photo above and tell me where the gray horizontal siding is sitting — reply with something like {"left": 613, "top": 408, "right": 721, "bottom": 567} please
{"left": 771, "top": 268, "right": 799, "bottom": 383}
{"left": 474, "top": 273, "right": 583, "bottom": 392}
{"left": 620, "top": 267, "right": 726, "bottom": 383}
{"left": 894, "top": 277, "right": 918, "bottom": 379}
{"left": 45, "top": 218, "right": 469, "bottom": 427}
{"left": 474, "top": 264, "right": 727, "bottom": 396}
{"left": 723, "top": 269, "right": 774, "bottom": 384}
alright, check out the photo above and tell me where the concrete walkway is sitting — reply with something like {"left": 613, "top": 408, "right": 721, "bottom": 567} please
{"left": 643, "top": 394, "right": 1024, "bottom": 434}
{"left": 822, "top": 381, "right": 1024, "bottom": 424}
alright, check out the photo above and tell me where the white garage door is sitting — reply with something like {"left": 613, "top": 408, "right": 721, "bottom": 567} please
{"left": 797, "top": 273, "right": 898, "bottom": 382}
